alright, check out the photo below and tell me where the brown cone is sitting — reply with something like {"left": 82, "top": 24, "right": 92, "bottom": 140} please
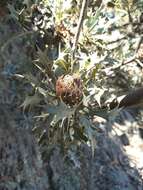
{"left": 56, "top": 74, "right": 83, "bottom": 106}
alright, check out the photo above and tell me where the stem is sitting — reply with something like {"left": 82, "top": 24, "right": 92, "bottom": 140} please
{"left": 126, "top": 0, "right": 133, "bottom": 24}
{"left": 71, "top": 0, "right": 89, "bottom": 71}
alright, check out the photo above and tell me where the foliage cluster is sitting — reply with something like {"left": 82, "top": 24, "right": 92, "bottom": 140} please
{"left": 2, "top": 0, "right": 143, "bottom": 153}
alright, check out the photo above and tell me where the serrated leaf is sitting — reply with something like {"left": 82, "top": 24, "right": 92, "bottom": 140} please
{"left": 21, "top": 94, "right": 41, "bottom": 110}
{"left": 47, "top": 102, "right": 75, "bottom": 123}
{"left": 82, "top": 94, "right": 90, "bottom": 107}
{"left": 22, "top": 0, "right": 32, "bottom": 9}
{"left": 24, "top": 73, "right": 39, "bottom": 87}
{"left": 89, "top": 87, "right": 105, "bottom": 107}
{"left": 55, "top": 59, "right": 68, "bottom": 71}
{"left": 73, "top": 127, "right": 88, "bottom": 142}
{"left": 79, "top": 116, "right": 96, "bottom": 156}
{"left": 89, "top": 3, "right": 104, "bottom": 32}
{"left": 108, "top": 107, "right": 122, "bottom": 123}
{"left": 94, "top": 88, "right": 105, "bottom": 107}
{"left": 7, "top": 4, "right": 18, "bottom": 20}
{"left": 37, "top": 87, "right": 47, "bottom": 97}
{"left": 91, "top": 63, "right": 101, "bottom": 78}
{"left": 37, "top": 48, "right": 52, "bottom": 66}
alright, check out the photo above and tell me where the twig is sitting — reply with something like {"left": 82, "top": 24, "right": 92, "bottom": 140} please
{"left": 126, "top": 0, "right": 133, "bottom": 24}
{"left": 135, "top": 59, "right": 143, "bottom": 68}
{"left": 107, "top": 36, "right": 127, "bottom": 45}
{"left": 122, "top": 36, "right": 143, "bottom": 65}
{"left": 135, "top": 36, "right": 143, "bottom": 54}
{"left": 109, "top": 87, "right": 143, "bottom": 109}
{"left": 71, "top": 0, "right": 89, "bottom": 65}
{"left": 122, "top": 56, "right": 136, "bottom": 65}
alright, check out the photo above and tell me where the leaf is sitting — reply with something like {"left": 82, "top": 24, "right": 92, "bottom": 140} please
{"left": 88, "top": 3, "right": 104, "bottom": 32}
{"left": 37, "top": 87, "right": 47, "bottom": 97}
{"left": 24, "top": 73, "right": 39, "bottom": 87}
{"left": 82, "top": 94, "right": 90, "bottom": 107}
{"left": 47, "top": 102, "right": 75, "bottom": 124}
{"left": 22, "top": 0, "right": 32, "bottom": 9}
{"left": 55, "top": 52, "right": 70, "bottom": 71}
{"left": 34, "top": 113, "right": 49, "bottom": 119}
{"left": 79, "top": 115, "right": 96, "bottom": 156}
{"left": 91, "top": 63, "right": 101, "bottom": 78}
{"left": 73, "top": 127, "right": 88, "bottom": 142}
{"left": 108, "top": 108, "right": 122, "bottom": 123}
{"left": 21, "top": 94, "right": 41, "bottom": 110}
{"left": 94, "top": 88, "right": 105, "bottom": 107}
{"left": 55, "top": 59, "right": 69, "bottom": 71}
{"left": 7, "top": 4, "right": 18, "bottom": 20}
{"left": 36, "top": 48, "right": 53, "bottom": 69}
{"left": 89, "top": 87, "right": 106, "bottom": 107}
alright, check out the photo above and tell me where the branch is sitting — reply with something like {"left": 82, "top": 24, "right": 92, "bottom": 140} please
{"left": 109, "top": 87, "right": 143, "bottom": 109}
{"left": 107, "top": 36, "right": 127, "bottom": 45}
{"left": 72, "top": 0, "right": 89, "bottom": 62}
{"left": 122, "top": 56, "right": 136, "bottom": 65}
{"left": 126, "top": 0, "right": 133, "bottom": 24}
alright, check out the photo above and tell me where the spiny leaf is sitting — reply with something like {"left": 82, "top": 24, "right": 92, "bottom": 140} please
{"left": 89, "top": 87, "right": 106, "bottom": 107}
{"left": 37, "top": 48, "right": 52, "bottom": 66}
{"left": 55, "top": 59, "right": 69, "bottom": 71}
{"left": 79, "top": 115, "right": 96, "bottom": 156}
{"left": 24, "top": 73, "right": 39, "bottom": 87}
{"left": 73, "top": 127, "right": 88, "bottom": 142}
{"left": 7, "top": 4, "right": 18, "bottom": 20}
{"left": 47, "top": 102, "right": 75, "bottom": 123}
{"left": 94, "top": 88, "right": 105, "bottom": 107}
{"left": 21, "top": 93, "right": 41, "bottom": 110}
{"left": 37, "top": 87, "right": 47, "bottom": 97}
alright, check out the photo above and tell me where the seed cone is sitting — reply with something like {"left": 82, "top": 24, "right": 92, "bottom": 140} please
{"left": 56, "top": 74, "right": 83, "bottom": 106}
